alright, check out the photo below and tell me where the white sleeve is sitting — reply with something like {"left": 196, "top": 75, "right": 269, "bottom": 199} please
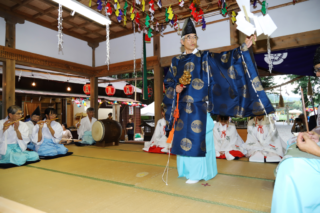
{"left": 32, "top": 124, "right": 44, "bottom": 145}
{"left": 0, "top": 121, "right": 7, "bottom": 155}
{"left": 52, "top": 123, "right": 63, "bottom": 143}
{"left": 17, "top": 122, "right": 30, "bottom": 152}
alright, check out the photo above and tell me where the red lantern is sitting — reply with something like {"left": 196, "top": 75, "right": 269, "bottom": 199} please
{"left": 106, "top": 84, "right": 116, "bottom": 96}
{"left": 124, "top": 84, "right": 134, "bottom": 96}
{"left": 83, "top": 84, "right": 90, "bottom": 95}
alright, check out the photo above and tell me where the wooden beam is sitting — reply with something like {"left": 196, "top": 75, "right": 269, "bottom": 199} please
{"left": 0, "top": 45, "right": 94, "bottom": 77}
{"left": 33, "top": 6, "right": 56, "bottom": 19}
{"left": 11, "top": 0, "right": 35, "bottom": 11}
{"left": 98, "top": 76, "right": 155, "bottom": 84}
{"left": 253, "top": 29, "right": 320, "bottom": 53}
{"left": 88, "top": 42, "right": 99, "bottom": 67}
{"left": 94, "top": 56, "right": 160, "bottom": 77}
{"left": 153, "top": 65, "right": 163, "bottom": 125}
{"left": 90, "top": 77, "right": 99, "bottom": 118}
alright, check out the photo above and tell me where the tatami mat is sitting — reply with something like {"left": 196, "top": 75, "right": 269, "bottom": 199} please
{"left": 0, "top": 144, "right": 276, "bottom": 213}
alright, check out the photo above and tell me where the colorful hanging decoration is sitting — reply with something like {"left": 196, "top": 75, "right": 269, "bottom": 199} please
{"left": 83, "top": 84, "right": 90, "bottom": 95}
{"left": 106, "top": 3, "right": 112, "bottom": 15}
{"left": 149, "top": 0, "right": 155, "bottom": 14}
{"left": 124, "top": 84, "right": 134, "bottom": 96}
{"left": 145, "top": 13, "right": 150, "bottom": 27}
{"left": 97, "top": 0, "right": 103, "bottom": 11}
{"left": 124, "top": 16, "right": 127, "bottom": 26}
{"left": 179, "top": 0, "right": 184, "bottom": 7}
{"left": 123, "top": 1, "right": 128, "bottom": 15}
{"left": 106, "top": 84, "right": 116, "bottom": 96}
{"left": 193, "top": 0, "right": 200, "bottom": 8}
{"left": 136, "top": 0, "right": 140, "bottom": 5}
{"left": 150, "top": 13, "right": 154, "bottom": 22}
{"left": 57, "top": 4, "right": 63, "bottom": 54}
{"left": 261, "top": 1, "right": 267, "bottom": 15}
{"left": 165, "top": 8, "right": 169, "bottom": 22}
{"left": 148, "top": 28, "right": 152, "bottom": 39}
{"left": 221, "top": 2, "right": 227, "bottom": 16}
{"left": 89, "top": 0, "right": 92, "bottom": 7}
{"left": 157, "top": 0, "right": 162, "bottom": 8}
{"left": 142, "top": 0, "right": 145, "bottom": 11}
{"left": 168, "top": 5, "right": 174, "bottom": 20}
{"left": 253, "top": 0, "right": 258, "bottom": 8}
{"left": 201, "top": 16, "right": 206, "bottom": 30}
{"left": 231, "top": 11, "right": 236, "bottom": 24}
{"left": 130, "top": 6, "right": 135, "bottom": 20}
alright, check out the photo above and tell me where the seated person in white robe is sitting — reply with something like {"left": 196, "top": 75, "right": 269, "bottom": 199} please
{"left": 25, "top": 106, "right": 40, "bottom": 150}
{"left": 245, "top": 115, "right": 286, "bottom": 163}
{"left": 214, "top": 115, "right": 247, "bottom": 160}
{"left": 32, "top": 108, "right": 68, "bottom": 156}
{"left": 77, "top": 107, "right": 97, "bottom": 145}
{"left": 143, "top": 109, "right": 168, "bottom": 153}
{"left": 0, "top": 105, "right": 39, "bottom": 166}
{"left": 60, "top": 123, "right": 73, "bottom": 144}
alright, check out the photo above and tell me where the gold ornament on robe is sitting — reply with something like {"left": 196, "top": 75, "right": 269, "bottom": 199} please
{"left": 179, "top": 70, "right": 192, "bottom": 85}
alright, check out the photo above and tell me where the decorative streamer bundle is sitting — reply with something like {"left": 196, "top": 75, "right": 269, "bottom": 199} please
{"left": 57, "top": 4, "right": 63, "bottom": 54}
{"left": 105, "top": 7, "right": 110, "bottom": 69}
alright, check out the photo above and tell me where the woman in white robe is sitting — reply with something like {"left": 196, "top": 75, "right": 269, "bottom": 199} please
{"left": 214, "top": 115, "right": 247, "bottom": 160}
{"left": 32, "top": 108, "right": 67, "bottom": 156}
{"left": 77, "top": 108, "right": 97, "bottom": 145}
{"left": 244, "top": 115, "right": 286, "bottom": 163}
{"left": 0, "top": 105, "right": 39, "bottom": 165}
{"left": 143, "top": 109, "right": 168, "bottom": 153}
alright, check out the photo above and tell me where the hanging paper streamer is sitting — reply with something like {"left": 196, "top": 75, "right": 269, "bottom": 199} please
{"left": 123, "top": 1, "right": 128, "bottom": 15}
{"left": 150, "top": 24, "right": 154, "bottom": 30}
{"left": 145, "top": 13, "right": 150, "bottom": 27}
{"left": 97, "top": 0, "right": 103, "bottom": 11}
{"left": 136, "top": 0, "right": 140, "bottom": 5}
{"left": 117, "top": 9, "right": 123, "bottom": 22}
{"left": 179, "top": 0, "right": 184, "bottom": 7}
{"left": 155, "top": 22, "right": 159, "bottom": 31}
{"left": 149, "top": 0, "right": 155, "bottom": 14}
{"left": 201, "top": 16, "right": 206, "bottom": 30}
{"left": 135, "top": 12, "right": 140, "bottom": 25}
{"left": 148, "top": 28, "right": 152, "bottom": 39}
{"left": 168, "top": 5, "right": 174, "bottom": 20}
{"left": 174, "top": 15, "right": 178, "bottom": 30}
{"left": 231, "top": 11, "right": 236, "bottom": 24}
{"left": 106, "top": 3, "right": 112, "bottom": 15}
{"left": 57, "top": 4, "right": 63, "bottom": 55}
{"left": 115, "top": 9, "right": 120, "bottom": 16}
{"left": 160, "top": 24, "right": 164, "bottom": 36}
{"left": 165, "top": 8, "right": 169, "bottom": 22}
{"left": 157, "top": 0, "right": 162, "bottom": 8}
{"left": 221, "top": 2, "right": 227, "bottom": 16}
{"left": 89, "top": 0, "right": 92, "bottom": 7}
{"left": 150, "top": 13, "right": 154, "bottom": 22}
{"left": 261, "top": 1, "right": 267, "bottom": 15}
{"left": 124, "top": 16, "right": 127, "bottom": 26}
{"left": 131, "top": 12, "right": 135, "bottom": 20}
{"left": 253, "top": 0, "right": 258, "bottom": 8}
{"left": 193, "top": 0, "right": 200, "bottom": 8}
{"left": 142, "top": 0, "right": 145, "bottom": 11}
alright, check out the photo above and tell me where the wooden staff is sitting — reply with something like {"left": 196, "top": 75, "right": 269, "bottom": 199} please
{"left": 301, "top": 87, "right": 309, "bottom": 133}
{"left": 4, "top": 118, "right": 25, "bottom": 127}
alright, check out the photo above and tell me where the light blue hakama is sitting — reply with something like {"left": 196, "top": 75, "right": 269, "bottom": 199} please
{"left": 177, "top": 113, "right": 218, "bottom": 181}
{"left": 0, "top": 144, "right": 39, "bottom": 166}
{"left": 37, "top": 138, "right": 68, "bottom": 156}
{"left": 81, "top": 131, "right": 95, "bottom": 145}
{"left": 271, "top": 158, "right": 320, "bottom": 213}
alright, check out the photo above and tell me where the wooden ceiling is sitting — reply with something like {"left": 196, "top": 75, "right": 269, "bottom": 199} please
{"left": 0, "top": 0, "right": 240, "bottom": 43}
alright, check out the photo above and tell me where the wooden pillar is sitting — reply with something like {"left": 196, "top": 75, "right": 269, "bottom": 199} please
{"left": 113, "top": 104, "right": 120, "bottom": 122}
{"left": 229, "top": 19, "right": 239, "bottom": 45}
{"left": 154, "top": 63, "right": 163, "bottom": 124}
{"left": 1, "top": 15, "right": 23, "bottom": 117}
{"left": 88, "top": 42, "right": 99, "bottom": 118}
{"left": 90, "top": 77, "right": 98, "bottom": 118}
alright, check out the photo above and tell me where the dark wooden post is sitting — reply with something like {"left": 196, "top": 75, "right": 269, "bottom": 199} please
{"left": 88, "top": 42, "right": 99, "bottom": 118}
{"left": 153, "top": 35, "right": 163, "bottom": 124}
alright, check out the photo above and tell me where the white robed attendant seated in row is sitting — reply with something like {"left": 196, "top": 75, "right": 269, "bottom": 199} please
{"left": 245, "top": 115, "right": 286, "bottom": 163}
{"left": 143, "top": 109, "right": 168, "bottom": 153}
{"left": 25, "top": 106, "right": 41, "bottom": 150}
{"left": 77, "top": 107, "right": 97, "bottom": 145}
{"left": 214, "top": 115, "right": 247, "bottom": 160}
{"left": 31, "top": 108, "right": 68, "bottom": 156}
{"left": 272, "top": 132, "right": 320, "bottom": 212}
{"left": 0, "top": 105, "right": 39, "bottom": 166}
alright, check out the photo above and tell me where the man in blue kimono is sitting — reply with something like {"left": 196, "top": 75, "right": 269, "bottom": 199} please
{"left": 163, "top": 18, "right": 274, "bottom": 184}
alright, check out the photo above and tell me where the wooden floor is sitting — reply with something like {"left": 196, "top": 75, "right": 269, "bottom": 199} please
{"left": 0, "top": 144, "right": 277, "bottom": 213}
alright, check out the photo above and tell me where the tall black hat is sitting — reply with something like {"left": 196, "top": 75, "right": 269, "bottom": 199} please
{"left": 32, "top": 106, "right": 40, "bottom": 116}
{"left": 314, "top": 47, "right": 320, "bottom": 66}
{"left": 181, "top": 18, "right": 197, "bottom": 38}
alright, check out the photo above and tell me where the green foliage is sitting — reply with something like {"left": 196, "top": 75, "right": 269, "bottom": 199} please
{"left": 285, "top": 75, "right": 320, "bottom": 106}
{"left": 260, "top": 76, "right": 275, "bottom": 90}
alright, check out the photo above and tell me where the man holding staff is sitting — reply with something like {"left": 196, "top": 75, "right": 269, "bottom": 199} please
{"left": 0, "top": 105, "right": 39, "bottom": 166}
{"left": 163, "top": 18, "right": 274, "bottom": 184}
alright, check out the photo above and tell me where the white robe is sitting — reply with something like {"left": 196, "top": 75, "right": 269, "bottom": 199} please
{"left": 143, "top": 118, "right": 167, "bottom": 151}
{"left": 0, "top": 119, "right": 30, "bottom": 156}
{"left": 31, "top": 120, "right": 63, "bottom": 151}
{"left": 26, "top": 121, "right": 35, "bottom": 142}
{"left": 77, "top": 117, "right": 97, "bottom": 139}
{"left": 213, "top": 122, "right": 247, "bottom": 155}
{"left": 244, "top": 117, "right": 286, "bottom": 157}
